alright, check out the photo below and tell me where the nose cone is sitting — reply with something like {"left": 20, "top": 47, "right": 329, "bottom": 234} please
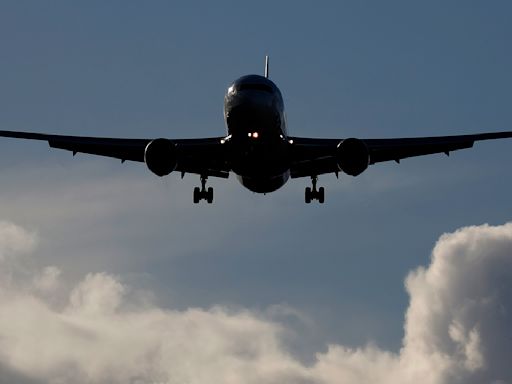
{"left": 225, "top": 75, "right": 279, "bottom": 103}
{"left": 225, "top": 75, "right": 280, "bottom": 110}
{"left": 224, "top": 74, "right": 285, "bottom": 137}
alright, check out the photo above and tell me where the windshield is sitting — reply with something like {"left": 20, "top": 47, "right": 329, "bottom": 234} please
{"left": 237, "top": 83, "right": 274, "bottom": 93}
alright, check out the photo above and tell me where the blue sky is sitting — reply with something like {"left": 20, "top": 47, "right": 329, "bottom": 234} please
{"left": 0, "top": 2, "right": 512, "bottom": 382}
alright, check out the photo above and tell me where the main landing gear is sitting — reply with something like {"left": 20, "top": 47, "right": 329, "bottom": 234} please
{"left": 193, "top": 176, "right": 213, "bottom": 204}
{"left": 305, "top": 176, "right": 324, "bottom": 204}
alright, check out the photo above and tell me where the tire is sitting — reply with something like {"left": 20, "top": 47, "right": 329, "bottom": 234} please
{"left": 193, "top": 187, "right": 200, "bottom": 204}
{"left": 305, "top": 187, "right": 311, "bottom": 204}
{"left": 318, "top": 187, "right": 325, "bottom": 204}
{"left": 207, "top": 187, "right": 214, "bottom": 204}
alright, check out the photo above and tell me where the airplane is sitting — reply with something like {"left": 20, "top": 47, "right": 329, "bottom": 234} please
{"left": 0, "top": 56, "right": 511, "bottom": 204}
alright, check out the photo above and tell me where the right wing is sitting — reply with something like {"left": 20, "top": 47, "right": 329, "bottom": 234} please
{"left": 289, "top": 131, "right": 512, "bottom": 178}
{"left": 0, "top": 130, "right": 230, "bottom": 178}
{"left": 363, "top": 132, "right": 512, "bottom": 164}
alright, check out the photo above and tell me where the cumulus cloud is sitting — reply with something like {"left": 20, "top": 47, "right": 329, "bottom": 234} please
{"left": 0, "top": 221, "right": 37, "bottom": 260}
{"left": 32, "top": 266, "right": 61, "bottom": 294}
{"left": 0, "top": 221, "right": 512, "bottom": 383}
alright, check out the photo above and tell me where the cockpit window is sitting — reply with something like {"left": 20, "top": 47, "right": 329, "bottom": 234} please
{"left": 238, "top": 83, "right": 274, "bottom": 93}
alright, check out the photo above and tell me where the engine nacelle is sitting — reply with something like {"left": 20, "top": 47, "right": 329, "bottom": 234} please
{"left": 144, "top": 138, "right": 177, "bottom": 177}
{"left": 336, "top": 138, "right": 370, "bottom": 176}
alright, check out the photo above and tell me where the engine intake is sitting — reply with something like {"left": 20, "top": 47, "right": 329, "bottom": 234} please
{"left": 336, "top": 138, "right": 370, "bottom": 176}
{"left": 144, "top": 138, "right": 177, "bottom": 177}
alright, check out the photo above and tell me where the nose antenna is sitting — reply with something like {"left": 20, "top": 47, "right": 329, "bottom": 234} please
{"left": 264, "top": 55, "right": 269, "bottom": 78}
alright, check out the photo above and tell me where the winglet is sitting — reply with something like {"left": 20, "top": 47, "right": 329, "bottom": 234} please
{"left": 264, "top": 55, "right": 269, "bottom": 78}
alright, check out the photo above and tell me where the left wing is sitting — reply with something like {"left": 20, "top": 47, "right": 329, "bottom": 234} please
{"left": 289, "top": 131, "right": 512, "bottom": 178}
{"left": 0, "top": 130, "right": 230, "bottom": 178}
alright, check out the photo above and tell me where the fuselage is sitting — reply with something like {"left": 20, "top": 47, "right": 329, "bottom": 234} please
{"left": 224, "top": 75, "right": 290, "bottom": 193}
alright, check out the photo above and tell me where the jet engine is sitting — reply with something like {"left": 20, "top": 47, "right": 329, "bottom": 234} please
{"left": 336, "top": 138, "right": 370, "bottom": 176}
{"left": 144, "top": 138, "right": 177, "bottom": 177}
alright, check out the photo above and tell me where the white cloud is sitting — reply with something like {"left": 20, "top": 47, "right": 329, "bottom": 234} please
{"left": 1, "top": 221, "right": 512, "bottom": 383}
{"left": 0, "top": 221, "right": 37, "bottom": 261}
{"left": 32, "top": 266, "right": 61, "bottom": 294}
{"left": 68, "top": 272, "right": 125, "bottom": 316}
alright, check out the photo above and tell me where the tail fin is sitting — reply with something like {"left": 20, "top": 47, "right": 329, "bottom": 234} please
{"left": 264, "top": 55, "right": 269, "bottom": 78}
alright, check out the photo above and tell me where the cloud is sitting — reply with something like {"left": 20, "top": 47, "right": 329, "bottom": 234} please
{"left": 0, "top": 221, "right": 37, "bottom": 260}
{"left": 32, "top": 266, "right": 61, "bottom": 294}
{"left": 0, "top": 221, "right": 512, "bottom": 383}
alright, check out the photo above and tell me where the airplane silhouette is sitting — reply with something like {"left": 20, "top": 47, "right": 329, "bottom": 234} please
{"left": 1, "top": 56, "right": 511, "bottom": 204}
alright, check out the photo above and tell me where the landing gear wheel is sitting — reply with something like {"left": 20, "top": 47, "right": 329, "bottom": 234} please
{"left": 318, "top": 187, "right": 325, "bottom": 204}
{"left": 193, "top": 187, "right": 200, "bottom": 204}
{"left": 305, "top": 187, "right": 312, "bottom": 204}
{"left": 207, "top": 187, "right": 214, "bottom": 204}
{"left": 304, "top": 176, "right": 325, "bottom": 204}
{"left": 193, "top": 176, "right": 214, "bottom": 204}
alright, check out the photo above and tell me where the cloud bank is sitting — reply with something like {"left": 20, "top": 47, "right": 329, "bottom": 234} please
{"left": 0, "top": 221, "right": 512, "bottom": 383}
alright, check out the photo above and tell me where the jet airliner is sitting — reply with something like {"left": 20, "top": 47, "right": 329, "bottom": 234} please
{"left": 1, "top": 57, "right": 511, "bottom": 204}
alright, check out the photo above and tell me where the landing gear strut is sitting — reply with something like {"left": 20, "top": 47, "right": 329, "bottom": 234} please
{"left": 305, "top": 176, "right": 324, "bottom": 204}
{"left": 193, "top": 175, "right": 213, "bottom": 204}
